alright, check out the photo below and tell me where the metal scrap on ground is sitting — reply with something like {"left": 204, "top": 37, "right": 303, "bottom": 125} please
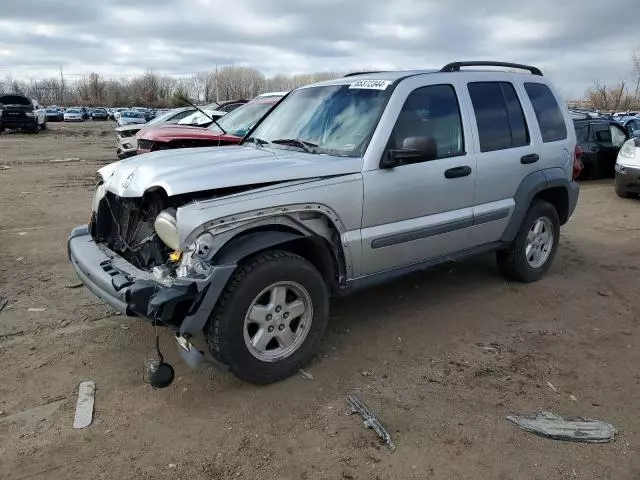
{"left": 0, "top": 297, "right": 8, "bottom": 313}
{"left": 347, "top": 394, "right": 396, "bottom": 451}
{"left": 507, "top": 411, "right": 617, "bottom": 443}
{"left": 73, "top": 381, "right": 96, "bottom": 429}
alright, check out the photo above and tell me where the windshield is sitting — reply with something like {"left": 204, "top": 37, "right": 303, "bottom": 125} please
{"left": 67, "top": 109, "right": 81, "bottom": 113}
{"left": 122, "top": 111, "right": 143, "bottom": 118}
{"left": 246, "top": 84, "right": 389, "bottom": 156}
{"left": 209, "top": 100, "right": 278, "bottom": 136}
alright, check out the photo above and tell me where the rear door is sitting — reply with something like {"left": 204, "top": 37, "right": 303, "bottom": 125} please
{"left": 589, "top": 122, "right": 629, "bottom": 176}
{"left": 462, "top": 77, "right": 541, "bottom": 246}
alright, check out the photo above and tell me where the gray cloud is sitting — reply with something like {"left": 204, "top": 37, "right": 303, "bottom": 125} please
{"left": 0, "top": 0, "right": 637, "bottom": 98}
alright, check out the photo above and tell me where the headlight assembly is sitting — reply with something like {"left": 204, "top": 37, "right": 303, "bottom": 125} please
{"left": 92, "top": 183, "right": 106, "bottom": 212}
{"left": 618, "top": 139, "right": 636, "bottom": 160}
{"left": 154, "top": 208, "right": 179, "bottom": 250}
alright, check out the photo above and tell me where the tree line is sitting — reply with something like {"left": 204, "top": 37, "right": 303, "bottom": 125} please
{"left": 0, "top": 66, "right": 341, "bottom": 107}
{"left": 582, "top": 48, "right": 640, "bottom": 111}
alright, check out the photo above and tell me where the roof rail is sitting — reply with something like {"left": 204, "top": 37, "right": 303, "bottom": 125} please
{"left": 440, "top": 61, "right": 543, "bottom": 76}
{"left": 343, "top": 71, "right": 385, "bottom": 77}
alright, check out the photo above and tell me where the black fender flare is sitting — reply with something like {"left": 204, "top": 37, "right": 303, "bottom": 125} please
{"left": 213, "top": 230, "right": 305, "bottom": 264}
{"left": 500, "top": 168, "right": 572, "bottom": 242}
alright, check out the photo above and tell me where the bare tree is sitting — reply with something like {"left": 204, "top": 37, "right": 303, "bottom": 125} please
{"left": 632, "top": 47, "right": 640, "bottom": 102}
{"left": 2, "top": 67, "right": 346, "bottom": 107}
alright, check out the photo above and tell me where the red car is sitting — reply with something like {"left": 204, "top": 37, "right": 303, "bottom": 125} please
{"left": 136, "top": 94, "right": 284, "bottom": 154}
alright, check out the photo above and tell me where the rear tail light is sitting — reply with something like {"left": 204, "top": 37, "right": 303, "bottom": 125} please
{"left": 572, "top": 145, "right": 584, "bottom": 180}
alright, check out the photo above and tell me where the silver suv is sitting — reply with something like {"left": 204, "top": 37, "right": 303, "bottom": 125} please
{"left": 69, "top": 61, "right": 580, "bottom": 384}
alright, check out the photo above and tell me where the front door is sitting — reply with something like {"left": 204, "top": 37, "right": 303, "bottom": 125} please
{"left": 359, "top": 82, "right": 477, "bottom": 276}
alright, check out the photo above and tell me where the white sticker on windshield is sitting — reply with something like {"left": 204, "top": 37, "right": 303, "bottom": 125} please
{"left": 349, "top": 80, "right": 392, "bottom": 90}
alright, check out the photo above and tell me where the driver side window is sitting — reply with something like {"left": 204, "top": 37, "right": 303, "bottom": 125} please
{"left": 388, "top": 84, "right": 465, "bottom": 162}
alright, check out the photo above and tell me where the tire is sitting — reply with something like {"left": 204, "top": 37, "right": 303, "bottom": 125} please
{"left": 40, "top": 119, "right": 47, "bottom": 130}
{"left": 207, "top": 250, "right": 329, "bottom": 384}
{"left": 496, "top": 200, "right": 560, "bottom": 283}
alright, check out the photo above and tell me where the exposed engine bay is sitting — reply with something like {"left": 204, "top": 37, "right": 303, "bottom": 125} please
{"left": 92, "top": 190, "right": 172, "bottom": 270}
{"left": 90, "top": 183, "right": 282, "bottom": 273}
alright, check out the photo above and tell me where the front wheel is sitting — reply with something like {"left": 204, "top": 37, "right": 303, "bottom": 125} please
{"left": 207, "top": 250, "right": 329, "bottom": 384}
{"left": 497, "top": 200, "right": 560, "bottom": 282}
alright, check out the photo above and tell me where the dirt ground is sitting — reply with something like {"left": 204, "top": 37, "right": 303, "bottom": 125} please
{"left": 1, "top": 121, "right": 639, "bottom": 480}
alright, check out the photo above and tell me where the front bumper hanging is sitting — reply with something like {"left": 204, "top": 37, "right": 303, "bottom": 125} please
{"left": 67, "top": 225, "right": 236, "bottom": 367}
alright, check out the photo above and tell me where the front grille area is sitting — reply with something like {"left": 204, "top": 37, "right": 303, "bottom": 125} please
{"left": 137, "top": 139, "right": 154, "bottom": 150}
{"left": 93, "top": 192, "right": 169, "bottom": 270}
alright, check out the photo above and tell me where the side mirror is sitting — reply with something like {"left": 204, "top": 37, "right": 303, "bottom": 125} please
{"left": 380, "top": 136, "right": 437, "bottom": 169}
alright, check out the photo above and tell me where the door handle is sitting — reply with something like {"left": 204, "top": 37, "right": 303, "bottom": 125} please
{"left": 444, "top": 166, "right": 472, "bottom": 179}
{"left": 520, "top": 154, "right": 539, "bottom": 164}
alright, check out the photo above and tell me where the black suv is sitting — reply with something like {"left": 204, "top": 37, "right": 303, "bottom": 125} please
{"left": 574, "top": 119, "right": 629, "bottom": 179}
{"left": 0, "top": 94, "right": 47, "bottom": 132}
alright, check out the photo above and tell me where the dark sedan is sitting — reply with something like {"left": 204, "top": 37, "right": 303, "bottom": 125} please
{"left": 45, "top": 107, "right": 63, "bottom": 122}
{"left": 91, "top": 108, "right": 109, "bottom": 120}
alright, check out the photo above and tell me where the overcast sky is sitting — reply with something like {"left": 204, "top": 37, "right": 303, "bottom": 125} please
{"left": 0, "top": 0, "right": 637, "bottom": 99}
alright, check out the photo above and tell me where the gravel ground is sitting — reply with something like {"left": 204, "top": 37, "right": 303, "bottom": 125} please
{"left": 1, "top": 122, "right": 639, "bottom": 480}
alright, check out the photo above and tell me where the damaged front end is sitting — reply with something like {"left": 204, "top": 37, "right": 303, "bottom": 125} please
{"left": 69, "top": 181, "right": 290, "bottom": 369}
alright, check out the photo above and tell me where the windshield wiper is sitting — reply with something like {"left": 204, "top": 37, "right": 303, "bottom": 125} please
{"left": 270, "top": 138, "right": 318, "bottom": 153}
{"left": 244, "top": 137, "right": 268, "bottom": 147}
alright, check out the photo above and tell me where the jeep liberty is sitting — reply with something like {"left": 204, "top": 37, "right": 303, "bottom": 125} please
{"left": 68, "top": 61, "right": 580, "bottom": 384}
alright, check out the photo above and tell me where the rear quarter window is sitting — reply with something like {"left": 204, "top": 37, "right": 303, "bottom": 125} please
{"left": 524, "top": 83, "right": 567, "bottom": 143}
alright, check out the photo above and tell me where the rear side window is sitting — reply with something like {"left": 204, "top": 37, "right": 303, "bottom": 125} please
{"left": 468, "top": 82, "right": 529, "bottom": 152}
{"left": 574, "top": 123, "right": 589, "bottom": 143}
{"left": 524, "top": 83, "right": 567, "bottom": 143}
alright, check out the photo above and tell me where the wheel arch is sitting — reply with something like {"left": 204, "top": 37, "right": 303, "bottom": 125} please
{"left": 501, "top": 168, "right": 573, "bottom": 242}
{"left": 209, "top": 210, "right": 350, "bottom": 292}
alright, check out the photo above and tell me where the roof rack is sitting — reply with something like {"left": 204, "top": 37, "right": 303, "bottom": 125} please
{"left": 440, "top": 61, "right": 543, "bottom": 76}
{"left": 343, "top": 71, "right": 385, "bottom": 77}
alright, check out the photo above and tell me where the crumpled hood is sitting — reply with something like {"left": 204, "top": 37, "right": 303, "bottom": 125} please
{"left": 98, "top": 145, "right": 363, "bottom": 197}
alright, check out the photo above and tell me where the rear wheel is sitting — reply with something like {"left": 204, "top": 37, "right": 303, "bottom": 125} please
{"left": 497, "top": 200, "right": 560, "bottom": 282}
{"left": 207, "top": 250, "right": 329, "bottom": 384}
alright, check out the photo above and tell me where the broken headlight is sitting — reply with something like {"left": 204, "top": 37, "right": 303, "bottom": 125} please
{"left": 176, "top": 232, "right": 215, "bottom": 278}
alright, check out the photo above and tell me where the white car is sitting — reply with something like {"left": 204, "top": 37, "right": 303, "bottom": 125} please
{"left": 115, "top": 107, "right": 197, "bottom": 159}
{"left": 116, "top": 110, "right": 147, "bottom": 127}
{"left": 177, "top": 108, "right": 226, "bottom": 127}
{"left": 615, "top": 138, "right": 640, "bottom": 198}
{"left": 63, "top": 108, "right": 84, "bottom": 122}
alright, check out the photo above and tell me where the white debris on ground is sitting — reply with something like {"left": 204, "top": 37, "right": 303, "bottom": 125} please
{"left": 73, "top": 381, "right": 96, "bottom": 429}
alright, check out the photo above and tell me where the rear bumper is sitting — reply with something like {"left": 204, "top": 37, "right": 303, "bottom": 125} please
{"left": 567, "top": 180, "right": 580, "bottom": 219}
{"left": 0, "top": 117, "right": 37, "bottom": 129}
{"left": 68, "top": 225, "right": 236, "bottom": 365}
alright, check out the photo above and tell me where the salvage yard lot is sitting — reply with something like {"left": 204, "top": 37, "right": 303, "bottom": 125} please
{"left": 1, "top": 122, "right": 639, "bottom": 479}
